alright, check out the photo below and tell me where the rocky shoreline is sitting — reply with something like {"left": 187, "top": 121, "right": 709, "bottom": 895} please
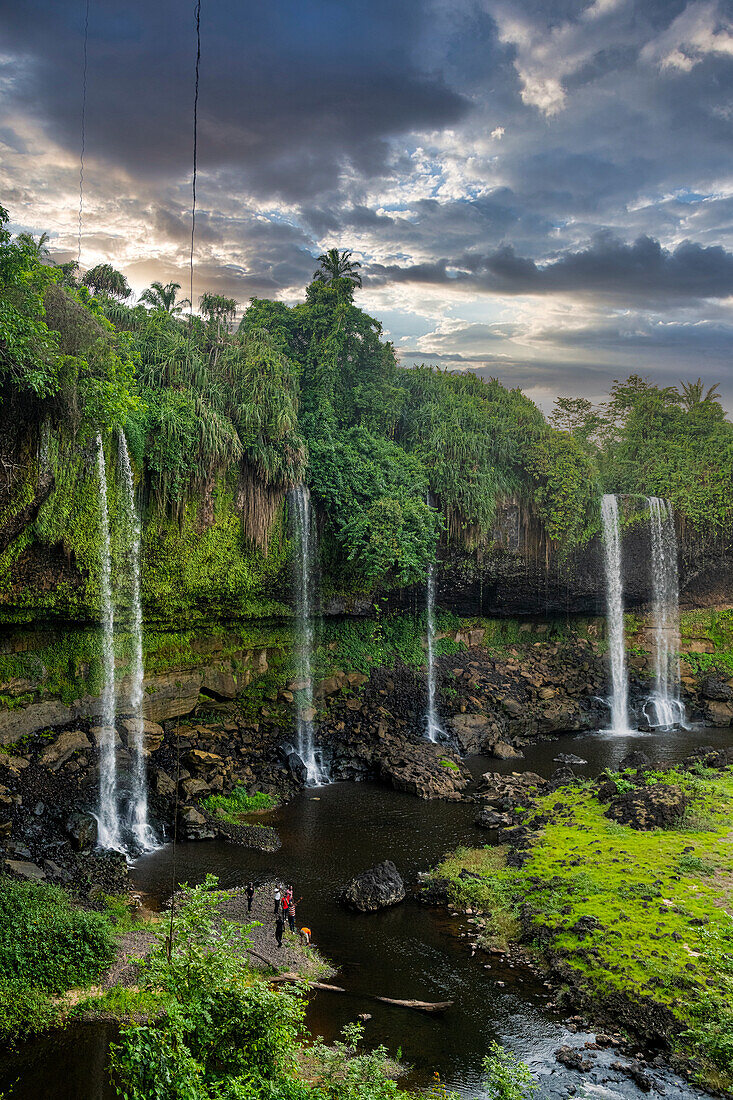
{"left": 420, "top": 746, "right": 733, "bottom": 1092}
{"left": 1, "top": 627, "right": 732, "bottom": 893}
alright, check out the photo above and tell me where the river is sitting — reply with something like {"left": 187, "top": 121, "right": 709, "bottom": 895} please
{"left": 1, "top": 724, "right": 730, "bottom": 1099}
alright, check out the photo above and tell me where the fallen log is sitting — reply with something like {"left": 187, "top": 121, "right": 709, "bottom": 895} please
{"left": 372, "top": 996, "right": 453, "bottom": 1014}
{"left": 267, "top": 973, "right": 452, "bottom": 1013}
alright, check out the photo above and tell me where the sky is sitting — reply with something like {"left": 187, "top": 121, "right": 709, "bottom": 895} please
{"left": 1, "top": 0, "right": 733, "bottom": 413}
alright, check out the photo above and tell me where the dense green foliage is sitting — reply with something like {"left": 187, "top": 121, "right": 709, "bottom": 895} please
{"left": 202, "top": 787, "right": 278, "bottom": 822}
{"left": 554, "top": 376, "right": 733, "bottom": 546}
{"left": 1, "top": 199, "right": 731, "bottom": 619}
{"left": 0, "top": 877, "right": 117, "bottom": 1043}
{"left": 109, "top": 877, "right": 407, "bottom": 1100}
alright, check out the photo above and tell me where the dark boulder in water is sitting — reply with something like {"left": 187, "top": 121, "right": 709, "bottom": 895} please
{"left": 618, "top": 750, "right": 651, "bottom": 772}
{"left": 340, "top": 860, "right": 406, "bottom": 912}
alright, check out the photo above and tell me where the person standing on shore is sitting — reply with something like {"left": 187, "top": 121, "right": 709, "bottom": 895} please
{"left": 246, "top": 882, "right": 255, "bottom": 913}
{"left": 273, "top": 886, "right": 281, "bottom": 915}
{"left": 288, "top": 896, "right": 300, "bottom": 934}
{"left": 275, "top": 912, "right": 284, "bottom": 948}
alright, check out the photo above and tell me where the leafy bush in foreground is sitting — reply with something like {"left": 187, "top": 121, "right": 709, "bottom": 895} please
{"left": 0, "top": 876, "right": 117, "bottom": 1044}
{"left": 0, "top": 877, "right": 115, "bottom": 993}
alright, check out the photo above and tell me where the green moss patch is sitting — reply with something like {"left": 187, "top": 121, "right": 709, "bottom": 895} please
{"left": 202, "top": 787, "right": 279, "bottom": 824}
{"left": 431, "top": 767, "right": 733, "bottom": 1085}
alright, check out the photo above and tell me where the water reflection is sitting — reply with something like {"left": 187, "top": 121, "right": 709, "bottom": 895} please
{"left": 1, "top": 725, "right": 729, "bottom": 1099}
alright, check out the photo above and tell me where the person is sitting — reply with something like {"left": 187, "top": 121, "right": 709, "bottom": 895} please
{"left": 288, "top": 896, "right": 301, "bottom": 934}
{"left": 246, "top": 881, "right": 255, "bottom": 913}
{"left": 273, "top": 886, "right": 281, "bottom": 915}
{"left": 281, "top": 890, "right": 290, "bottom": 923}
{"left": 299, "top": 926, "right": 311, "bottom": 946}
{"left": 275, "top": 912, "right": 284, "bottom": 949}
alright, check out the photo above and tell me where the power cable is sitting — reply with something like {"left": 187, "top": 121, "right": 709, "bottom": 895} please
{"left": 189, "top": 0, "right": 201, "bottom": 327}
{"left": 169, "top": 2, "right": 202, "bottom": 961}
{"left": 78, "top": 0, "right": 90, "bottom": 267}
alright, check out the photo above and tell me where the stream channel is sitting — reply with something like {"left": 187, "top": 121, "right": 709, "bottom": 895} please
{"left": 2, "top": 724, "right": 730, "bottom": 1100}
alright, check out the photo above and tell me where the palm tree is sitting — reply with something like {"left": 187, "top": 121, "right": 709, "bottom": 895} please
{"left": 140, "top": 281, "right": 190, "bottom": 314}
{"left": 199, "top": 293, "right": 237, "bottom": 326}
{"left": 56, "top": 260, "right": 79, "bottom": 287}
{"left": 679, "top": 378, "right": 722, "bottom": 410}
{"left": 313, "top": 247, "right": 362, "bottom": 287}
{"left": 82, "top": 263, "right": 132, "bottom": 300}
{"left": 15, "top": 231, "right": 50, "bottom": 258}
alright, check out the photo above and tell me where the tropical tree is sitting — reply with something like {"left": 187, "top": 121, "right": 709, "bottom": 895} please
{"left": 140, "top": 280, "right": 189, "bottom": 315}
{"left": 82, "top": 263, "right": 132, "bottom": 300}
{"left": 313, "top": 247, "right": 362, "bottom": 288}
{"left": 55, "top": 260, "right": 80, "bottom": 288}
{"left": 15, "top": 231, "right": 51, "bottom": 259}
{"left": 199, "top": 292, "right": 237, "bottom": 328}
{"left": 679, "top": 378, "right": 722, "bottom": 411}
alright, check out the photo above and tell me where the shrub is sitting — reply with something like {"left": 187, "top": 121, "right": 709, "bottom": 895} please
{"left": 0, "top": 877, "right": 116, "bottom": 994}
{"left": 202, "top": 788, "right": 278, "bottom": 823}
{"left": 483, "top": 1042, "right": 538, "bottom": 1100}
{"left": 0, "top": 979, "right": 58, "bottom": 1045}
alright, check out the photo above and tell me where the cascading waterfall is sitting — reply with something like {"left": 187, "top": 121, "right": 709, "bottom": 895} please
{"left": 95, "top": 435, "right": 122, "bottom": 850}
{"left": 600, "top": 493, "right": 631, "bottom": 733}
{"left": 646, "top": 496, "right": 685, "bottom": 729}
{"left": 425, "top": 560, "right": 444, "bottom": 742}
{"left": 117, "top": 432, "right": 155, "bottom": 849}
{"left": 290, "top": 485, "right": 329, "bottom": 785}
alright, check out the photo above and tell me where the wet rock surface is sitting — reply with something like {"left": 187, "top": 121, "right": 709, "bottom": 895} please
{"left": 339, "top": 859, "right": 406, "bottom": 912}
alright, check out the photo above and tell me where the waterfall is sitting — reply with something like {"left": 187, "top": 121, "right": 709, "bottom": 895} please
{"left": 290, "top": 486, "right": 329, "bottom": 785}
{"left": 600, "top": 493, "right": 631, "bottom": 733}
{"left": 646, "top": 497, "right": 685, "bottom": 729}
{"left": 425, "top": 561, "right": 444, "bottom": 742}
{"left": 95, "top": 435, "right": 122, "bottom": 851}
{"left": 117, "top": 432, "right": 155, "bottom": 849}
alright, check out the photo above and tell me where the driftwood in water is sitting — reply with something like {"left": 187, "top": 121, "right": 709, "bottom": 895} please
{"left": 268, "top": 973, "right": 452, "bottom": 1014}
{"left": 371, "top": 996, "right": 452, "bottom": 1014}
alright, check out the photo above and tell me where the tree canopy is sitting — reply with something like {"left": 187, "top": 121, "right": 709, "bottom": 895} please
{"left": 1, "top": 201, "right": 731, "bottom": 596}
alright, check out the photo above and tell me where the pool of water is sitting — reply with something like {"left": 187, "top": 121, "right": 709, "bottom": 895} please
{"left": 1, "top": 724, "right": 729, "bottom": 1099}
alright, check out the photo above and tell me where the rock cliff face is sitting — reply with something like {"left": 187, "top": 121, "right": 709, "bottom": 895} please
{"left": 1, "top": 610, "right": 731, "bottom": 890}
{"left": 412, "top": 500, "right": 733, "bottom": 618}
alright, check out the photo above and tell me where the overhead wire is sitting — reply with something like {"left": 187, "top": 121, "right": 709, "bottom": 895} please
{"left": 168, "top": 1, "right": 202, "bottom": 962}
{"left": 77, "top": 0, "right": 90, "bottom": 267}
{"left": 189, "top": 0, "right": 202, "bottom": 331}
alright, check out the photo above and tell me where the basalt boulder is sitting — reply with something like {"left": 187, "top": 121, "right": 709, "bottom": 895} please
{"left": 475, "top": 807, "right": 513, "bottom": 829}
{"left": 66, "top": 811, "right": 98, "bottom": 851}
{"left": 340, "top": 859, "right": 406, "bottom": 912}
{"left": 605, "top": 784, "right": 688, "bottom": 830}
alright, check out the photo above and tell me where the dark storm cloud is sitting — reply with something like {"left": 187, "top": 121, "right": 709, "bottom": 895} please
{"left": 2, "top": 0, "right": 733, "bottom": 405}
{"left": 0, "top": 0, "right": 468, "bottom": 200}
{"left": 368, "top": 232, "right": 733, "bottom": 305}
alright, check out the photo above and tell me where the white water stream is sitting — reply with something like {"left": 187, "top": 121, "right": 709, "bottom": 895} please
{"left": 291, "top": 485, "right": 329, "bottom": 785}
{"left": 95, "top": 435, "right": 122, "bottom": 850}
{"left": 425, "top": 560, "right": 444, "bottom": 742}
{"left": 600, "top": 493, "right": 632, "bottom": 734}
{"left": 118, "top": 433, "right": 156, "bottom": 849}
{"left": 646, "top": 496, "right": 685, "bottom": 729}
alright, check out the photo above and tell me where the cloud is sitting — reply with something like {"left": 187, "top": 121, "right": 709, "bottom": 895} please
{"left": 641, "top": 1, "right": 733, "bottom": 71}
{"left": 0, "top": 1, "right": 469, "bottom": 201}
{"left": 368, "top": 231, "right": 733, "bottom": 304}
{"left": 2, "top": 0, "right": 733, "bottom": 413}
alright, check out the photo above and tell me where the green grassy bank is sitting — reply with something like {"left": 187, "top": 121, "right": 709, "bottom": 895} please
{"left": 430, "top": 763, "right": 733, "bottom": 1088}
